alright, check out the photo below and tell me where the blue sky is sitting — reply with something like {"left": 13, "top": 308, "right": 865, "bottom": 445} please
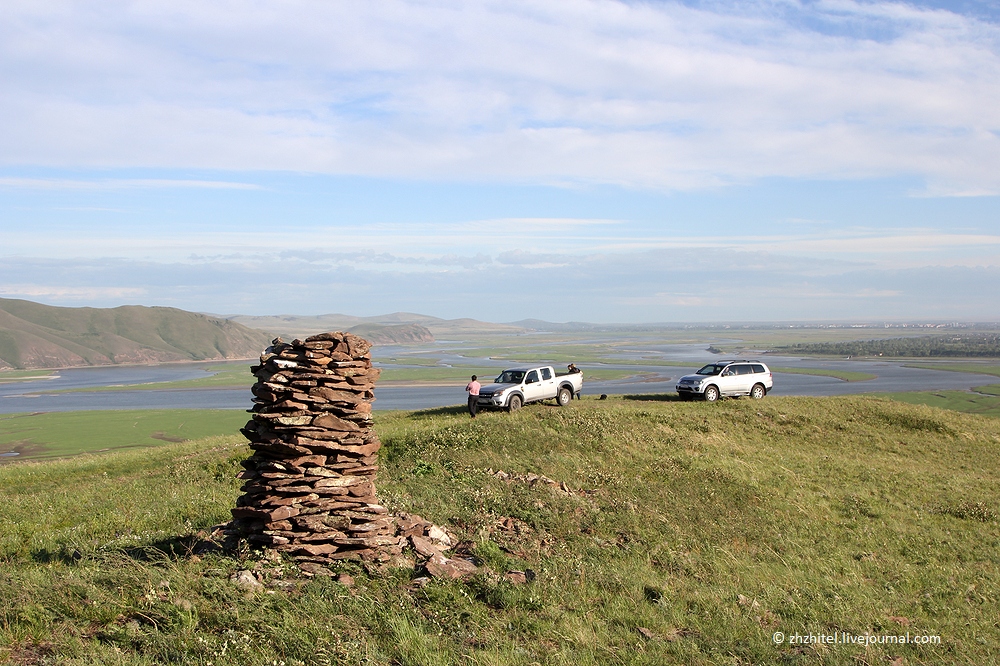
{"left": 1, "top": 0, "right": 998, "bottom": 323}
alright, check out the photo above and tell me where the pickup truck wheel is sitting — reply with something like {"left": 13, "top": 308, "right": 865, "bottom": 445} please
{"left": 703, "top": 386, "right": 719, "bottom": 402}
{"left": 556, "top": 387, "right": 572, "bottom": 406}
{"left": 750, "top": 383, "right": 766, "bottom": 399}
{"left": 507, "top": 395, "right": 522, "bottom": 412}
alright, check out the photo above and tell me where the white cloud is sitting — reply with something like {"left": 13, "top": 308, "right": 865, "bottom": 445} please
{"left": 768, "top": 232, "right": 1000, "bottom": 252}
{"left": 1, "top": 0, "right": 997, "bottom": 192}
{"left": 3, "top": 252, "right": 995, "bottom": 322}
{"left": 0, "top": 284, "right": 145, "bottom": 300}
{"left": 623, "top": 293, "right": 721, "bottom": 307}
{"left": 2, "top": 219, "right": 997, "bottom": 272}
{"left": 0, "top": 177, "right": 261, "bottom": 190}
{"left": 468, "top": 218, "right": 622, "bottom": 230}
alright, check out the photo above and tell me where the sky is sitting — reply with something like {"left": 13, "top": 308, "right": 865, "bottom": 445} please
{"left": 1, "top": 0, "right": 998, "bottom": 323}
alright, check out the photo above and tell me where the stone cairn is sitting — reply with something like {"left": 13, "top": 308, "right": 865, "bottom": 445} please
{"left": 230, "top": 332, "right": 404, "bottom": 567}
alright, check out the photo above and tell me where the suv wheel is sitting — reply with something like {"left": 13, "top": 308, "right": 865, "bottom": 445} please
{"left": 704, "top": 386, "right": 719, "bottom": 402}
{"left": 750, "top": 383, "right": 766, "bottom": 400}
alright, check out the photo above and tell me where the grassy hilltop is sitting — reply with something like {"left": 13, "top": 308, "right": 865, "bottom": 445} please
{"left": 2, "top": 395, "right": 999, "bottom": 664}
{"left": 0, "top": 298, "right": 273, "bottom": 370}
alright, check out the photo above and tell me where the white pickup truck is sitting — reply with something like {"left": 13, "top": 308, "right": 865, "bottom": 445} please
{"left": 476, "top": 366, "right": 583, "bottom": 412}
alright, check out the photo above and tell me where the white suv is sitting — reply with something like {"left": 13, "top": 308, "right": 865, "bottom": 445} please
{"left": 675, "top": 360, "right": 773, "bottom": 401}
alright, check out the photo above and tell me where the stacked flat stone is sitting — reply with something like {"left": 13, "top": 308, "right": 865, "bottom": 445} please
{"left": 230, "top": 332, "right": 403, "bottom": 565}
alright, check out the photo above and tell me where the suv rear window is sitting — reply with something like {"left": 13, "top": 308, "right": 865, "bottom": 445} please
{"left": 751, "top": 364, "right": 766, "bottom": 373}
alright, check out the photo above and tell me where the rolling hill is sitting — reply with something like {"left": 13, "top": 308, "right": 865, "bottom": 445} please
{"left": 0, "top": 298, "right": 274, "bottom": 370}
{"left": 2, "top": 395, "right": 998, "bottom": 663}
{"left": 229, "top": 311, "right": 523, "bottom": 338}
{"left": 345, "top": 323, "right": 435, "bottom": 345}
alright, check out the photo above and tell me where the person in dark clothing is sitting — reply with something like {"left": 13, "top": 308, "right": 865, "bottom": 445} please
{"left": 567, "top": 364, "right": 582, "bottom": 398}
{"left": 465, "top": 375, "right": 481, "bottom": 418}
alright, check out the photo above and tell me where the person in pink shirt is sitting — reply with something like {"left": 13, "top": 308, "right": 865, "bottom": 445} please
{"left": 465, "top": 375, "right": 481, "bottom": 418}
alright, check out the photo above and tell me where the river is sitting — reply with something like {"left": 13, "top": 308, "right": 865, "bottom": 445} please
{"left": 0, "top": 354, "right": 995, "bottom": 414}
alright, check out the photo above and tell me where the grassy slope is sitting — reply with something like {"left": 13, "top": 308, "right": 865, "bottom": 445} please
{"left": 2, "top": 396, "right": 999, "bottom": 664}
{"left": 346, "top": 323, "right": 434, "bottom": 345}
{"left": 0, "top": 298, "right": 273, "bottom": 370}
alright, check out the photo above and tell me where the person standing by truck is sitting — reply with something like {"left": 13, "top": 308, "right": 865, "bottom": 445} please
{"left": 567, "top": 364, "right": 582, "bottom": 399}
{"left": 465, "top": 375, "right": 481, "bottom": 418}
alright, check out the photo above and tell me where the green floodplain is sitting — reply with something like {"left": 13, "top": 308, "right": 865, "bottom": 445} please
{"left": 19, "top": 327, "right": 1000, "bottom": 395}
{"left": 26, "top": 365, "right": 648, "bottom": 395}
{"left": 10, "top": 350, "right": 1000, "bottom": 427}
{"left": 6, "top": 323, "right": 999, "bottom": 396}
{"left": 4, "top": 324, "right": 1000, "bottom": 460}
{"left": 767, "top": 367, "right": 877, "bottom": 382}
{"left": 2, "top": 395, "right": 999, "bottom": 664}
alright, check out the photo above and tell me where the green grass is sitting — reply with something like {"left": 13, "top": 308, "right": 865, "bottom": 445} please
{"left": 774, "top": 334, "right": 1000, "bottom": 358}
{"left": 30, "top": 364, "right": 254, "bottom": 394}
{"left": 485, "top": 358, "right": 702, "bottom": 369}
{"left": 0, "top": 410, "right": 248, "bottom": 460}
{"left": 26, "top": 364, "right": 644, "bottom": 393}
{"left": 458, "top": 345, "right": 626, "bottom": 365}
{"left": 379, "top": 367, "right": 509, "bottom": 383}
{"left": 581, "top": 369, "right": 662, "bottom": 381}
{"left": 117, "top": 364, "right": 252, "bottom": 390}
{"left": 379, "top": 367, "right": 643, "bottom": 383}
{"left": 770, "top": 366, "right": 878, "bottom": 382}
{"left": 877, "top": 385, "right": 1000, "bottom": 419}
{"left": 0, "top": 370, "right": 55, "bottom": 383}
{"left": 902, "top": 362, "right": 1000, "bottom": 378}
{"left": 596, "top": 359, "right": 703, "bottom": 367}
{"left": 378, "top": 356, "right": 450, "bottom": 367}
{"left": 3, "top": 396, "right": 999, "bottom": 664}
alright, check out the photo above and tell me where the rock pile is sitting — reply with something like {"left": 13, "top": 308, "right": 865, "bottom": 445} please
{"left": 230, "top": 332, "right": 404, "bottom": 566}
{"left": 396, "top": 513, "right": 477, "bottom": 580}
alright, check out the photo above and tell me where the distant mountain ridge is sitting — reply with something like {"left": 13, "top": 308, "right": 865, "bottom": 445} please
{"left": 0, "top": 298, "right": 274, "bottom": 370}
{"left": 229, "top": 312, "right": 523, "bottom": 338}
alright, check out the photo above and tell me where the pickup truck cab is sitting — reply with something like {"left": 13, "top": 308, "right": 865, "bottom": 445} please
{"left": 477, "top": 366, "right": 583, "bottom": 412}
